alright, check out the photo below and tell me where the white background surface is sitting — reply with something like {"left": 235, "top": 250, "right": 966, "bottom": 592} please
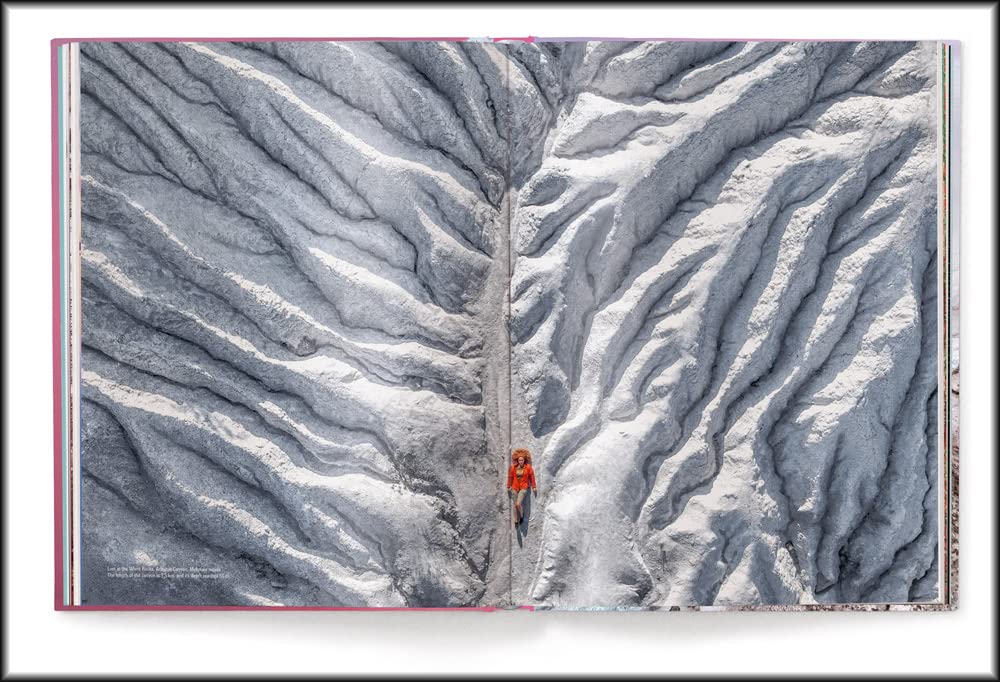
{"left": 4, "top": 4, "right": 995, "bottom": 677}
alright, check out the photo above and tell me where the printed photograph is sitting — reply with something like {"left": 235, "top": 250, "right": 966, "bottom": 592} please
{"left": 73, "top": 39, "right": 944, "bottom": 608}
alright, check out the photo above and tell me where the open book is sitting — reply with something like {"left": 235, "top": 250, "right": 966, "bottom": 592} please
{"left": 53, "top": 38, "right": 959, "bottom": 610}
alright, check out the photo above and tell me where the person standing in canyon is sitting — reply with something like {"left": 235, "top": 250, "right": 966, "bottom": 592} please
{"left": 507, "top": 449, "right": 537, "bottom": 527}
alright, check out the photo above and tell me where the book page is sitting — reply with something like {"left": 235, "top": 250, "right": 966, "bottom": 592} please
{"left": 74, "top": 40, "right": 511, "bottom": 607}
{"left": 506, "top": 40, "right": 948, "bottom": 609}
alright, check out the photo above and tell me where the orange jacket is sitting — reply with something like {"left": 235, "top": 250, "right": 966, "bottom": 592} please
{"left": 507, "top": 464, "right": 536, "bottom": 491}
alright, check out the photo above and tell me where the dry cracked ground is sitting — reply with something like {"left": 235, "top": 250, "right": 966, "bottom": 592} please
{"left": 78, "top": 40, "right": 940, "bottom": 608}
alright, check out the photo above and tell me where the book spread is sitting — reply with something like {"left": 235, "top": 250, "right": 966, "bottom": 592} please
{"left": 53, "top": 38, "right": 959, "bottom": 610}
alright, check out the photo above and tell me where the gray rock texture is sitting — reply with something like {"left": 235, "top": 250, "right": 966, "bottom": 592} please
{"left": 508, "top": 41, "right": 940, "bottom": 608}
{"left": 79, "top": 40, "right": 940, "bottom": 608}
{"left": 79, "top": 40, "right": 511, "bottom": 606}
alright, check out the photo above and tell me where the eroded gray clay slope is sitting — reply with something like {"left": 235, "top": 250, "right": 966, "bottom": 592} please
{"left": 78, "top": 41, "right": 513, "bottom": 607}
{"left": 507, "top": 41, "right": 940, "bottom": 607}
{"left": 79, "top": 40, "right": 941, "bottom": 609}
